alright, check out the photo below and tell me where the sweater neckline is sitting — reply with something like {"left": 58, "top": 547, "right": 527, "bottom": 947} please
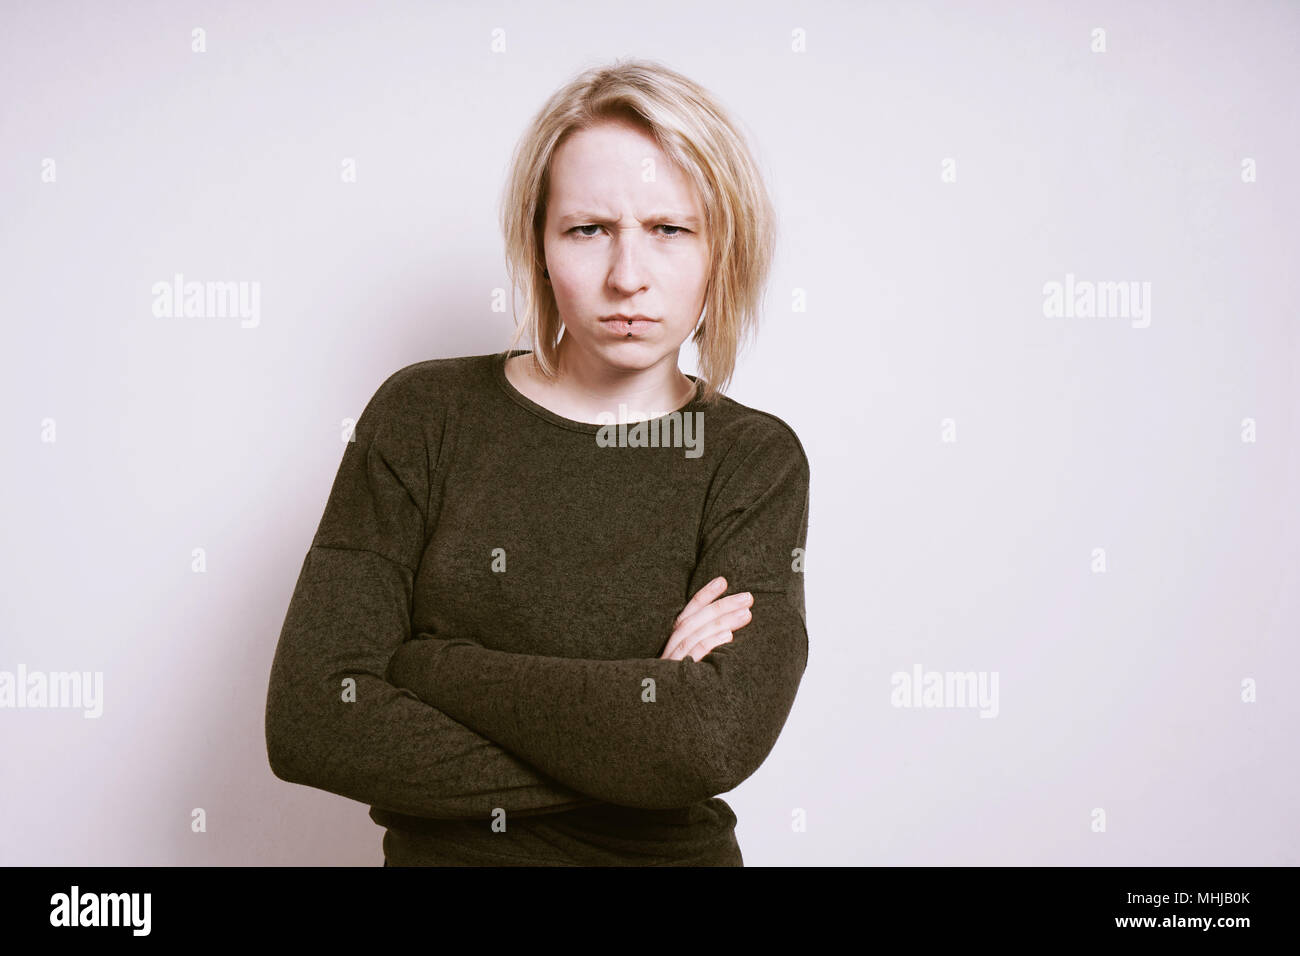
{"left": 492, "top": 349, "right": 703, "bottom": 436}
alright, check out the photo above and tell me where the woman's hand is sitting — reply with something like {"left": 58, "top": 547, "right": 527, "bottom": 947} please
{"left": 659, "top": 576, "right": 753, "bottom": 662}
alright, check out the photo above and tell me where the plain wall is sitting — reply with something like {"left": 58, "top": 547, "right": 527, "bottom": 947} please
{"left": 2, "top": 0, "right": 1297, "bottom": 865}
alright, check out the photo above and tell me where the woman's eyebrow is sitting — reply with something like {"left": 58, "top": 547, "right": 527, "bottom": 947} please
{"left": 558, "top": 210, "right": 700, "bottom": 227}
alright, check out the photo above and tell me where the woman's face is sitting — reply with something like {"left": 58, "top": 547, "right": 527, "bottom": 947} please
{"left": 541, "top": 117, "right": 710, "bottom": 374}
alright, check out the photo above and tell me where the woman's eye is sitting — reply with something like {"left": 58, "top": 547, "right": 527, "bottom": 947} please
{"left": 568, "top": 224, "right": 688, "bottom": 238}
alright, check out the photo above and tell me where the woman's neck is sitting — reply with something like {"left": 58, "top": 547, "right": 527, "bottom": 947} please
{"left": 509, "top": 347, "right": 696, "bottom": 424}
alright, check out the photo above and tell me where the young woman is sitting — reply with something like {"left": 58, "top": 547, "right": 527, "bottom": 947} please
{"left": 265, "top": 58, "right": 810, "bottom": 867}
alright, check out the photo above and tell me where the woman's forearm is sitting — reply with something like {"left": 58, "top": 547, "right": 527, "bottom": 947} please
{"left": 387, "top": 587, "right": 807, "bottom": 809}
{"left": 267, "top": 546, "right": 607, "bottom": 819}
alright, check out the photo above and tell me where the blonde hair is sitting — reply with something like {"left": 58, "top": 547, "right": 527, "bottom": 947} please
{"left": 498, "top": 58, "right": 777, "bottom": 404}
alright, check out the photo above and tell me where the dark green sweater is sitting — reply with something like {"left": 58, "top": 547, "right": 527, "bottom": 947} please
{"left": 265, "top": 349, "right": 810, "bottom": 866}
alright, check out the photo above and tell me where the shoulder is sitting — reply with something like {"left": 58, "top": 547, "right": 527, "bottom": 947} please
{"left": 356, "top": 353, "right": 491, "bottom": 425}
{"left": 703, "top": 391, "right": 810, "bottom": 483}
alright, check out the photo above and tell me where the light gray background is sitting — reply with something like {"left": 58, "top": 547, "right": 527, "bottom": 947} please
{"left": 2, "top": 0, "right": 1297, "bottom": 865}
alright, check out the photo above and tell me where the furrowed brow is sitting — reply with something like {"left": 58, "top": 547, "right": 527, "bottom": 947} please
{"left": 557, "top": 210, "right": 700, "bottom": 228}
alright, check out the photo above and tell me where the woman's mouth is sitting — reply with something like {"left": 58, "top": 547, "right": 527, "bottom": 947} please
{"left": 599, "top": 318, "right": 657, "bottom": 336}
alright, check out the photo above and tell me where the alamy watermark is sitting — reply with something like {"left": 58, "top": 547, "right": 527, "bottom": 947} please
{"left": 595, "top": 404, "right": 704, "bottom": 458}
{"left": 890, "top": 664, "right": 999, "bottom": 718}
{"left": 1043, "top": 272, "right": 1151, "bottom": 328}
{"left": 50, "top": 886, "right": 150, "bottom": 935}
{"left": 151, "top": 272, "right": 260, "bottom": 328}
{"left": 0, "top": 664, "right": 102, "bottom": 718}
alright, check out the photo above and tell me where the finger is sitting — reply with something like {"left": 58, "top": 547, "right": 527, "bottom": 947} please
{"left": 662, "top": 579, "right": 732, "bottom": 659}
{"left": 674, "top": 592, "right": 752, "bottom": 641}
{"left": 669, "top": 599, "right": 752, "bottom": 657}
{"left": 674, "top": 577, "right": 729, "bottom": 627}
{"left": 663, "top": 602, "right": 752, "bottom": 659}
{"left": 680, "top": 629, "right": 735, "bottom": 662}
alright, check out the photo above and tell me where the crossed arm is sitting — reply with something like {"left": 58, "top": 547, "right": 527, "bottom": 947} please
{"left": 265, "top": 390, "right": 809, "bottom": 817}
{"left": 385, "top": 423, "right": 811, "bottom": 809}
{"left": 385, "top": 588, "right": 807, "bottom": 809}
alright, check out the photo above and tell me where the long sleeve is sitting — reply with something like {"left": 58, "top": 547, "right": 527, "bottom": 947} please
{"left": 264, "top": 379, "right": 603, "bottom": 820}
{"left": 386, "top": 422, "right": 811, "bottom": 810}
